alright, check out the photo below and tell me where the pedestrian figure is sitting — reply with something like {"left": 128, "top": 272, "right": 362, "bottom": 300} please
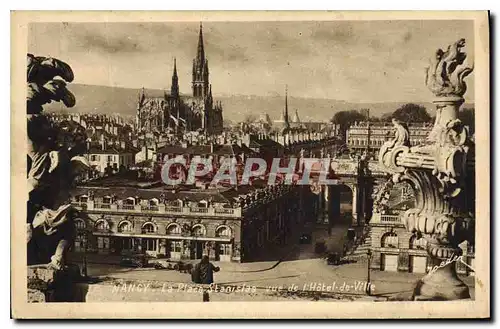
{"left": 191, "top": 255, "right": 220, "bottom": 302}
{"left": 192, "top": 255, "right": 220, "bottom": 284}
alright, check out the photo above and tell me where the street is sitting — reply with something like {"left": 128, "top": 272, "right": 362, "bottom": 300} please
{"left": 76, "top": 218, "right": 476, "bottom": 302}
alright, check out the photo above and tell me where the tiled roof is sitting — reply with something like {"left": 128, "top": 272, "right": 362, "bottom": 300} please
{"left": 71, "top": 185, "right": 240, "bottom": 203}
{"left": 87, "top": 146, "right": 134, "bottom": 155}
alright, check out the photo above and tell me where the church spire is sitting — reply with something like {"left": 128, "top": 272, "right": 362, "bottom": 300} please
{"left": 171, "top": 57, "right": 179, "bottom": 98}
{"left": 192, "top": 22, "right": 209, "bottom": 99}
{"left": 284, "top": 85, "right": 290, "bottom": 128}
{"left": 196, "top": 22, "right": 205, "bottom": 65}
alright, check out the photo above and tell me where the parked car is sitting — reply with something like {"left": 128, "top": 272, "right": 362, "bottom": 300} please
{"left": 176, "top": 261, "right": 194, "bottom": 273}
{"left": 154, "top": 262, "right": 175, "bottom": 270}
{"left": 326, "top": 252, "right": 342, "bottom": 266}
{"left": 120, "top": 254, "right": 147, "bottom": 268}
{"left": 299, "top": 233, "right": 312, "bottom": 244}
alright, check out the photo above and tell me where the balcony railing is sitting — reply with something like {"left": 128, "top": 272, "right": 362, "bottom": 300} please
{"left": 190, "top": 207, "right": 209, "bottom": 214}
{"left": 381, "top": 214, "right": 401, "bottom": 223}
{"left": 165, "top": 206, "right": 183, "bottom": 213}
{"left": 215, "top": 208, "right": 235, "bottom": 215}
{"left": 72, "top": 201, "right": 242, "bottom": 217}
{"left": 94, "top": 203, "right": 111, "bottom": 209}
{"left": 371, "top": 212, "right": 402, "bottom": 224}
{"left": 141, "top": 205, "right": 159, "bottom": 212}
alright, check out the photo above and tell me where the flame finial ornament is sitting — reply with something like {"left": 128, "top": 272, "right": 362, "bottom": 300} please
{"left": 425, "top": 38, "right": 474, "bottom": 98}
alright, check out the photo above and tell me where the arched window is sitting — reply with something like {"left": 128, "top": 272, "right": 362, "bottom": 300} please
{"left": 95, "top": 219, "right": 109, "bottom": 231}
{"left": 75, "top": 219, "right": 86, "bottom": 230}
{"left": 216, "top": 226, "right": 231, "bottom": 238}
{"left": 381, "top": 232, "right": 398, "bottom": 248}
{"left": 142, "top": 222, "right": 156, "bottom": 234}
{"left": 166, "top": 223, "right": 182, "bottom": 235}
{"left": 192, "top": 224, "right": 206, "bottom": 236}
{"left": 410, "top": 235, "right": 427, "bottom": 250}
{"left": 118, "top": 221, "right": 133, "bottom": 233}
{"left": 124, "top": 197, "right": 135, "bottom": 205}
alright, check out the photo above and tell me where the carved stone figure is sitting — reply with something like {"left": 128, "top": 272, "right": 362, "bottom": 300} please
{"left": 27, "top": 54, "right": 88, "bottom": 270}
{"left": 379, "top": 40, "right": 475, "bottom": 300}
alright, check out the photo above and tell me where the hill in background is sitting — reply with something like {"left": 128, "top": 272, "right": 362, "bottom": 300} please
{"left": 45, "top": 83, "right": 474, "bottom": 123}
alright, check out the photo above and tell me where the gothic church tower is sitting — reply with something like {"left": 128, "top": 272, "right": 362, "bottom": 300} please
{"left": 192, "top": 23, "right": 210, "bottom": 99}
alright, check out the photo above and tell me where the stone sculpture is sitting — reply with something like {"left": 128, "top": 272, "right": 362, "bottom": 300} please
{"left": 27, "top": 54, "right": 88, "bottom": 270}
{"left": 379, "top": 40, "right": 475, "bottom": 300}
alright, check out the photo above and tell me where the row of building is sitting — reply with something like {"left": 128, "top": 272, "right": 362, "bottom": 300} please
{"left": 346, "top": 121, "right": 433, "bottom": 153}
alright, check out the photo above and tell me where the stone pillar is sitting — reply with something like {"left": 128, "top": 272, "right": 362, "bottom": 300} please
{"left": 351, "top": 184, "right": 358, "bottom": 226}
{"left": 378, "top": 38, "right": 474, "bottom": 300}
{"left": 329, "top": 186, "right": 340, "bottom": 226}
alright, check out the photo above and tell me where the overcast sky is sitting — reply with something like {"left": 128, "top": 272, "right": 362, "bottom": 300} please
{"left": 28, "top": 20, "right": 475, "bottom": 102}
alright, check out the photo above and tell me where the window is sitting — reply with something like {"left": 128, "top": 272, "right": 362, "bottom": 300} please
{"left": 107, "top": 155, "right": 113, "bottom": 162}
{"left": 74, "top": 232, "right": 87, "bottom": 252}
{"left": 216, "top": 226, "right": 231, "bottom": 238}
{"left": 218, "top": 243, "right": 231, "bottom": 255}
{"left": 192, "top": 225, "right": 206, "bottom": 236}
{"left": 410, "top": 235, "right": 427, "bottom": 250}
{"left": 95, "top": 220, "right": 109, "bottom": 231}
{"left": 170, "top": 240, "right": 182, "bottom": 252}
{"left": 122, "top": 238, "right": 132, "bottom": 250}
{"left": 75, "top": 219, "right": 86, "bottom": 230}
{"left": 144, "top": 239, "right": 157, "bottom": 251}
{"left": 118, "top": 221, "right": 132, "bottom": 233}
{"left": 97, "top": 237, "right": 109, "bottom": 249}
{"left": 166, "top": 224, "right": 182, "bottom": 235}
{"left": 90, "top": 155, "right": 99, "bottom": 161}
{"left": 142, "top": 223, "right": 156, "bottom": 233}
{"left": 381, "top": 232, "right": 399, "bottom": 248}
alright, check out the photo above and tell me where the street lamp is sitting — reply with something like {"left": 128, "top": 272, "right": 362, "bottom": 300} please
{"left": 366, "top": 249, "right": 372, "bottom": 296}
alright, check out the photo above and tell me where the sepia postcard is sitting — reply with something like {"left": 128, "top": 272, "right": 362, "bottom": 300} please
{"left": 11, "top": 10, "right": 490, "bottom": 319}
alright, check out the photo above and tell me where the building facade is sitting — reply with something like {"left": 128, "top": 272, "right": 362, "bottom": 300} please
{"left": 347, "top": 122, "right": 433, "bottom": 153}
{"left": 135, "top": 24, "right": 223, "bottom": 136}
{"left": 70, "top": 181, "right": 313, "bottom": 263}
{"left": 368, "top": 183, "right": 475, "bottom": 276}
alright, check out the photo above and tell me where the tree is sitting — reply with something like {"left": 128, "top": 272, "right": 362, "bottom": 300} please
{"left": 330, "top": 110, "right": 368, "bottom": 139}
{"left": 458, "top": 107, "right": 475, "bottom": 134}
{"left": 389, "top": 103, "right": 432, "bottom": 123}
{"left": 379, "top": 112, "right": 393, "bottom": 122}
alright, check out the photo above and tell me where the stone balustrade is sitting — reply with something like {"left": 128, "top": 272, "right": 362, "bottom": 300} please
{"left": 72, "top": 201, "right": 242, "bottom": 218}
{"left": 371, "top": 212, "right": 402, "bottom": 224}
